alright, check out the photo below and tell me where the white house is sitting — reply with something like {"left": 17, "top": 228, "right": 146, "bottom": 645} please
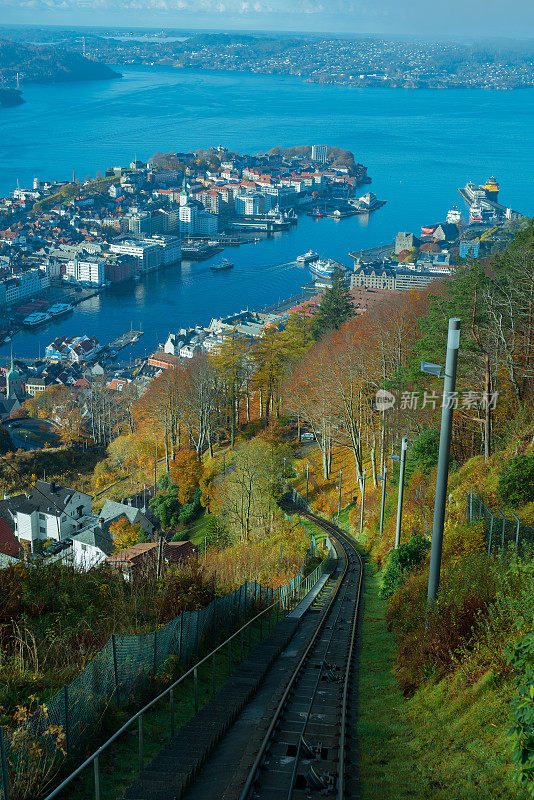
{"left": 10, "top": 481, "right": 93, "bottom": 552}
{"left": 68, "top": 527, "right": 114, "bottom": 570}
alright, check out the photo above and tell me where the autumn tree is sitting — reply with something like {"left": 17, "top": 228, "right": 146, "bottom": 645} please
{"left": 169, "top": 449, "right": 203, "bottom": 504}
{"left": 110, "top": 518, "right": 144, "bottom": 551}
{"left": 210, "top": 328, "right": 251, "bottom": 447}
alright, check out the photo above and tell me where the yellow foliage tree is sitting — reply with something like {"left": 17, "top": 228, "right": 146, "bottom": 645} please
{"left": 110, "top": 517, "right": 143, "bottom": 552}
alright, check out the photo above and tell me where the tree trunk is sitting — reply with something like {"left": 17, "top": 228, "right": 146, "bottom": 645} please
{"left": 484, "top": 351, "right": 491, "bottom": 462}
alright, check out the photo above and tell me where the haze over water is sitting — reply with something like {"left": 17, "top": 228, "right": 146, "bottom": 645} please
{"left": 1, "top": 65, "right": 533, "bottom": 358}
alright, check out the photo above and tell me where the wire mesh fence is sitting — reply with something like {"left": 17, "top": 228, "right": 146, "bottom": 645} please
{"left": 465, "top": 490, "right": 534, "bottom": 557}
{"left": 0, "top": 537, "right": 331, "bottom": 800}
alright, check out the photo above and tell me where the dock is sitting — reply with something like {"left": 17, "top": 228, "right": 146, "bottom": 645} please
{"left": 107, "top": 330, "right": 144, "bottom": 352}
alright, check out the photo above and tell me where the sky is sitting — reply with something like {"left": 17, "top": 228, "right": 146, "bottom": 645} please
{"left": 1, "top": 0, "right": 534, "bottom": 38}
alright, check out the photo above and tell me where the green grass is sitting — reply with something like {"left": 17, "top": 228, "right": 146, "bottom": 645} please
{"left": 356, "top": 558, "right": 528, "bottom": 800}
{"left": 182, "top": 513, "right": 216, "bottom": 548}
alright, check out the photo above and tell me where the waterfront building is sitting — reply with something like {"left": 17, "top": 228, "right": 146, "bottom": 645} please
{"left": 45, "top": 335, "right": 101, "bottom": 363}
{"left": 110, "top": 240, "right": 161, "bottom": 273}
{"left": 311, "top": 145, "right": 328, "bottom": 164}
{"left": 235, "top": 193, "right": 264, "bottom": 216}
{"left": 65, "top": 258, "right": 106, "bottom": 286}
{"left": 142, "top": 235, "right": 182, "bottom": 266}
{"left": 178, "top": 203, "right": 218, "bottom": 235}
{"left": 350, "top": 262, "right": 452, "bottom": 292}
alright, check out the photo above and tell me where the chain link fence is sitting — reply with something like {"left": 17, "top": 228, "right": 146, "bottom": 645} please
{"left": 465, "top": 490, "right": 534, "bottom": 557}
{"left": 0, "top": 538, "right": 330, "bottom": 799}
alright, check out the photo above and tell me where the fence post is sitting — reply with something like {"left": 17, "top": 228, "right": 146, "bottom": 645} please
{"left": 93, "top": 755, "right": 101, "bottom": 800}
{"left": 469, "top": 491, "right": 473, "bottom": 524}
{"left": 111, "top": 634, "right": 120, "bottom": 708}
{"left": 0, "top": 726, "right": 9, "bottom": 800}
{"left": 138, "top": 715, "right": 144, "bottom": 772}
{"left": 153, "top": 629, "right": 158, "bottom": 676}
{"left": 63, "top": 685, "right": 70, "bottom": 758}
{"left": 512, "top": 513, "right": 520, "bottom": 554}
{"left": 178, "top": 613, "right": 183, "bottom": 663}
{"left": 194, "top": 611, "right": 199, "bottom": 656}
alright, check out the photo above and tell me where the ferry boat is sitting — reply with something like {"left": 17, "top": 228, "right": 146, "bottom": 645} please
{"left": 307, "top": 207, "right": 325, "bottom": 218}
{"left": 23, "top": 312, "right": 51, "bottom": 327}
{"left": 309, "top": 258, "right": 344, "bottom": 280}
{"left": 446, "top": 206, "right": 462, "bottom": 225}
{"left": 210, "top": 258, "right": 234, "bottom": 272}
{"left": 296, "top": 250, "right": 319, "bottom": 263}
{"left": 48, "top": 302, "right": 73, "bottom": 318}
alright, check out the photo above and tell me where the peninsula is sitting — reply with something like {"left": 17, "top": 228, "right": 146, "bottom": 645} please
{"left": 0, "top": 39, "right": 120, "bottom": 106}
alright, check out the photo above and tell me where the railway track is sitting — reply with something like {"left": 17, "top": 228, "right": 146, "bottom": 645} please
{"left": 234, "top": 511, "right": 363, "bottom": 800}
{"left": 124, "top": 511, "right": 363, "bottom": 800}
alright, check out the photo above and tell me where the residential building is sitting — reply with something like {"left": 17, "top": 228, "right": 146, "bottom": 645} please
{"left": 45, "top": 335, "right": 100, "bottom": 364}
{"left": 8, "top": 481, "right": 93, "bottom": 552}
{"left": 235, "top": 193, "right": 264, "bottom": 216}
{"left": 128, "top": 211, "right": 152, "bottom": 236}
{"left": 106, "top": 540, "right": 196, "bottom": 582}
{"left": 99, "top": 499, "right": 156, "bottom": 538}
{"left": 65, "top": 258, "right": 106, "bottom": 286}
{"left": 68, "top": 527, "right": 114, "bottom": 570}
{"left": 311, "top": 145, "right": 328, "bottom": 164}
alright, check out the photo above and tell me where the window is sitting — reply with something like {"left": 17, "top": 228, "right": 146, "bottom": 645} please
{"left": 39, "top": 526, "right": 46, "bottom": 534}
{"left": 39, "top": 513, "right": 45, "bottom": 520}
{"left": 81, "top": 544, "right": 87, "bottom": 551}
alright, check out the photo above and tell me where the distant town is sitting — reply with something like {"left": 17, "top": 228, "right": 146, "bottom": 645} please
{"left": 0, "top": 139, "right": 528, "bottom": 438}
{"left": 4, "top": 27, "right": 534, "bottom": 94}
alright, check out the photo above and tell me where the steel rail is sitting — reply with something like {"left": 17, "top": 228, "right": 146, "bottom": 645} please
{"left": 306, "top": 514, "right": 364, "bottom": 800}
{"left": 238, "top": 513, "right": 363, "bottom": 800}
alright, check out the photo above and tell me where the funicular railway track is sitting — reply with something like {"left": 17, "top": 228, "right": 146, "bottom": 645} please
{"left": 235, "top": 511, "right": 364, "bottom": 800}
{"left": 122, "top": 511, "right": 363, "bottom": 800}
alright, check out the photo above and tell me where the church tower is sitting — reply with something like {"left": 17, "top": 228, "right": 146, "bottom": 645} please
{"left": 6, "top": 357, "right": 22, "bottom": 401}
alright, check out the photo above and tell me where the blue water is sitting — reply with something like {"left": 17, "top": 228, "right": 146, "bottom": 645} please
{"left": 0, "top": 65, "right": 533, "bottom": 358}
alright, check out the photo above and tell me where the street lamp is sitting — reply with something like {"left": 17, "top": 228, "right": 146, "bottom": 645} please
{"left": 427, "top": 318, "right": 461, "bottom": 606}
{"left": 391, "top": 437, "right": 408, "bottom": 549}
{"left": 378, "top": 466, "right": 387, "bottom": 539}
{"left": 359, "top": 469, "right": 366, "bottom": 536}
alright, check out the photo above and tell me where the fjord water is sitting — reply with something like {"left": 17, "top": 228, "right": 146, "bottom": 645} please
{"left": 1, "top": 65, "right": 533, "bottom": 357}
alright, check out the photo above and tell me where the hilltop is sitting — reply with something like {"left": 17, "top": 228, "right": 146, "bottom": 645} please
{"left": 0, "top": 39, "right": 120, "bottom": 95}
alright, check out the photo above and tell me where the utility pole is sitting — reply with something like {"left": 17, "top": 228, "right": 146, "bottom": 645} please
{"left": 379, "top": 466, "right": 387, "bottom": 539}
{"left": 306, "top": 463, "right": 309, "bottom": 504}
{"left": 154, "top": 435, "right": 158, "bottom": 496}
{"left": 394, "top": 438, "right": 408, "bottom": 549}
{"left": 359, "top": 469, "right": 366, "bottom": 536}
{"left": 427, "top": 318, "right": 461, "bottom": 605}
{"left": 337, "top": 468, "right": 342, "bottom": 517}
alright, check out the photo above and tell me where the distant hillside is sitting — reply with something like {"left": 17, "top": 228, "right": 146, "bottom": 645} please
{"left": 0, "top": 39, "right": 120, "bottom": 87}
{"left": 265, "top": 145, "right": 356, "bottom": 170}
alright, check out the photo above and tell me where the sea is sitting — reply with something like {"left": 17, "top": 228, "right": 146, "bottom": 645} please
{"left": 0, "top": 65, "right": 533, "bottom": 359}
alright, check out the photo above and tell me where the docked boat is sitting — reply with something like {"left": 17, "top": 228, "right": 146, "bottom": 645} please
{"left": 210, "top": 258, "right": 234, "bottom": 272}
{"left": 296, "top": 250, "right": 319, "bottom": 263}
{"left": 23, "top": 312, "right": 51, "bottom": 327}
{"left": 48, "top": 302, "right": 73, "bottom": 318}
{"left": 307, "top": 207, "right": 325, "bottom": 218}
{"left": 446, "top": 206, "right": 462, "bottom": 225}
{"left": 309, "top": 258, "right": 344, "bottom": 280}
{"left": 469, "top": 204, "right": 483, "bottom": 223}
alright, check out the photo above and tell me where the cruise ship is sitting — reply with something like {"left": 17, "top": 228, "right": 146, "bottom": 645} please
{"left": 48, "top": 302, "right": 73, "bottom": 318}
{"left": 309, "top": 258, "right": 344, "bottom": 280}
{"left": 23, "top": 311, "right": 51, "bottom": 327}
{"left": 469, "top": 204, "right": 483, "bottom": 223}
{"left": 297, "top": 250, "right": 319, "bottom": 263}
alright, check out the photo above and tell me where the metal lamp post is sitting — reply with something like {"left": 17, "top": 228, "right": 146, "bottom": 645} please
{"left": 378, "top": 466, "right": 387, "bottom": 539}
{"left": 359, "top": 469, "right": 366, "bottom": 536}
{"left": 427, "top": 318, "right": 461, "bottom": 605}
{"left": 392, "top": 437, "right": 408, "bottom": 549}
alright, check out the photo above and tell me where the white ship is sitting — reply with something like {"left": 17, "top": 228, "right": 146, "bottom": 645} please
{"left": 23, "top": 312, "right": 51, "bottom": 327}
{"left": 48, "top": 302, "right": 73, "bottom": 318}
{"left": 297, "top": 250, "right": 319, "bottom": 263}
{"left": 446, "top": 206, "right": 462, "bottom": 225}
{"left": 469, "top": 204, "right": 483, "bottom": 223}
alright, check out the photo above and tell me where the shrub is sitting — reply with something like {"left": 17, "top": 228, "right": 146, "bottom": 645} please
{"left": 405, "top": 428, "right": 440, "bottom": 478}
{"left": 178, "top": 490, "right": 203, "bottom": 524}
{"left": 507, "top": 627, "right": 534, "bottom": 796}
{"left": 497, "top": 454, "right": 534, "bottom": 506}
{"left": 381, "top": 534, "right": 430, "bottom": 599}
